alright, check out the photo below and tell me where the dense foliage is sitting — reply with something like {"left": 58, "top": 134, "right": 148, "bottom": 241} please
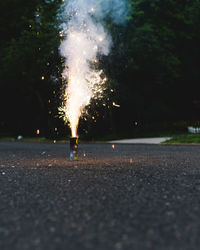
{"left": 0, "top": 0, "right": 199, "bottom": 138}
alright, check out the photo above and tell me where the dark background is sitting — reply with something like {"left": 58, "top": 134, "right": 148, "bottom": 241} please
{"left": 0, "top": 0, "right": 200, "bottom": 139}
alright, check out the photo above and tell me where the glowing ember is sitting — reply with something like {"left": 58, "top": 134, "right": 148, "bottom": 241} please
{"left": 112, "top": 102, "right": 120, "bottom": 108}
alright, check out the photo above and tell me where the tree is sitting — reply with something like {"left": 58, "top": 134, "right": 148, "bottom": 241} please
{"left": 0, "top": 0, "right": 63, "bottom": 136}
{"left": 104, "top": 0, "right": 200, "bottom": 133}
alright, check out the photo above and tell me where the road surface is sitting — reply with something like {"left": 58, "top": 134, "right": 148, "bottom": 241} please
{"left": 1, "top": 141, "right": 200, "bottom": 250}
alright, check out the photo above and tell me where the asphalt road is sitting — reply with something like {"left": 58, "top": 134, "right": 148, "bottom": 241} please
{"left": 1, "top": 141, "right": 200, "bottom": 250}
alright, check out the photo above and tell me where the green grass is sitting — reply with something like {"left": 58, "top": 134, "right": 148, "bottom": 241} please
{"left": 0, "top": 137, "right": 51, "bottom": 142}
{"left": 164, "top": 134, "right": 200, "bottom": 143}
{"left": 0, "top": 136, "right": 73, "bottom": 143}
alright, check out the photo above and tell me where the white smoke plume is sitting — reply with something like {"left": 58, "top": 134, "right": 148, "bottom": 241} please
{"left": 59, "top": 0, "right": 130, "bottom": 137}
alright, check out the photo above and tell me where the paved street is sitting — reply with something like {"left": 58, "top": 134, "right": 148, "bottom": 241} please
{"left": 1, "top": 141, "right": 200, "bottom": 250}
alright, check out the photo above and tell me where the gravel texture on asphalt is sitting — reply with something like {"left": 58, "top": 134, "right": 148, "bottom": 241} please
{"left": 1, "top": 141, "right": 200, "bottom": 250}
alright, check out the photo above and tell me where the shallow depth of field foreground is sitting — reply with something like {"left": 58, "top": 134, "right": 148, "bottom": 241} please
{"left": 1, "top": 141, "right": 200, "bottom": 250}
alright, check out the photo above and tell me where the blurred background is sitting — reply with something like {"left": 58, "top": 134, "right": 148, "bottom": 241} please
{"left": 0, "top": 0, "right": 200, "bottom": 141}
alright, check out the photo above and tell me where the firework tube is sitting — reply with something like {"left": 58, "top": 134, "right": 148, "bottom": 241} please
{"left": 70, "top": 137, "right": 78, "bottom": 161}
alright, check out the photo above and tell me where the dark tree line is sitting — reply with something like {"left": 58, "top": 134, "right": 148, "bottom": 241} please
{"left": 106, "top": 0, "right": 200, "bottom": 133}
{"left": 0, "top": 0, "right": 200, "bottom": 138}
{"left": 0, "top": 0, "right": 62, "bottom": 137}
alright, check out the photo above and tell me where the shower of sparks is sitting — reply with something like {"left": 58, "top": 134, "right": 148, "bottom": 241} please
{"left": 59, "top": 1, "right": 111, "bottom": 137}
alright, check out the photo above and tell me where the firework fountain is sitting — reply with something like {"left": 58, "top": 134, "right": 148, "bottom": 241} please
{"left": 59, "top": 0, "right": 130, "bottom": 160}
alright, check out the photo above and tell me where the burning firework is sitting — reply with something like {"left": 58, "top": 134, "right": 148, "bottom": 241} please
{"left": 59, "top": 0, "right": 130, "bottom": 160}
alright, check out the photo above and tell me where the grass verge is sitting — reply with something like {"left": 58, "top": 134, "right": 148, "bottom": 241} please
{"left": 164, "top": 134, "right": 200, "bottom": 144}
{"left": 0, "top": 137, "right": 52, "bottom": 142}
